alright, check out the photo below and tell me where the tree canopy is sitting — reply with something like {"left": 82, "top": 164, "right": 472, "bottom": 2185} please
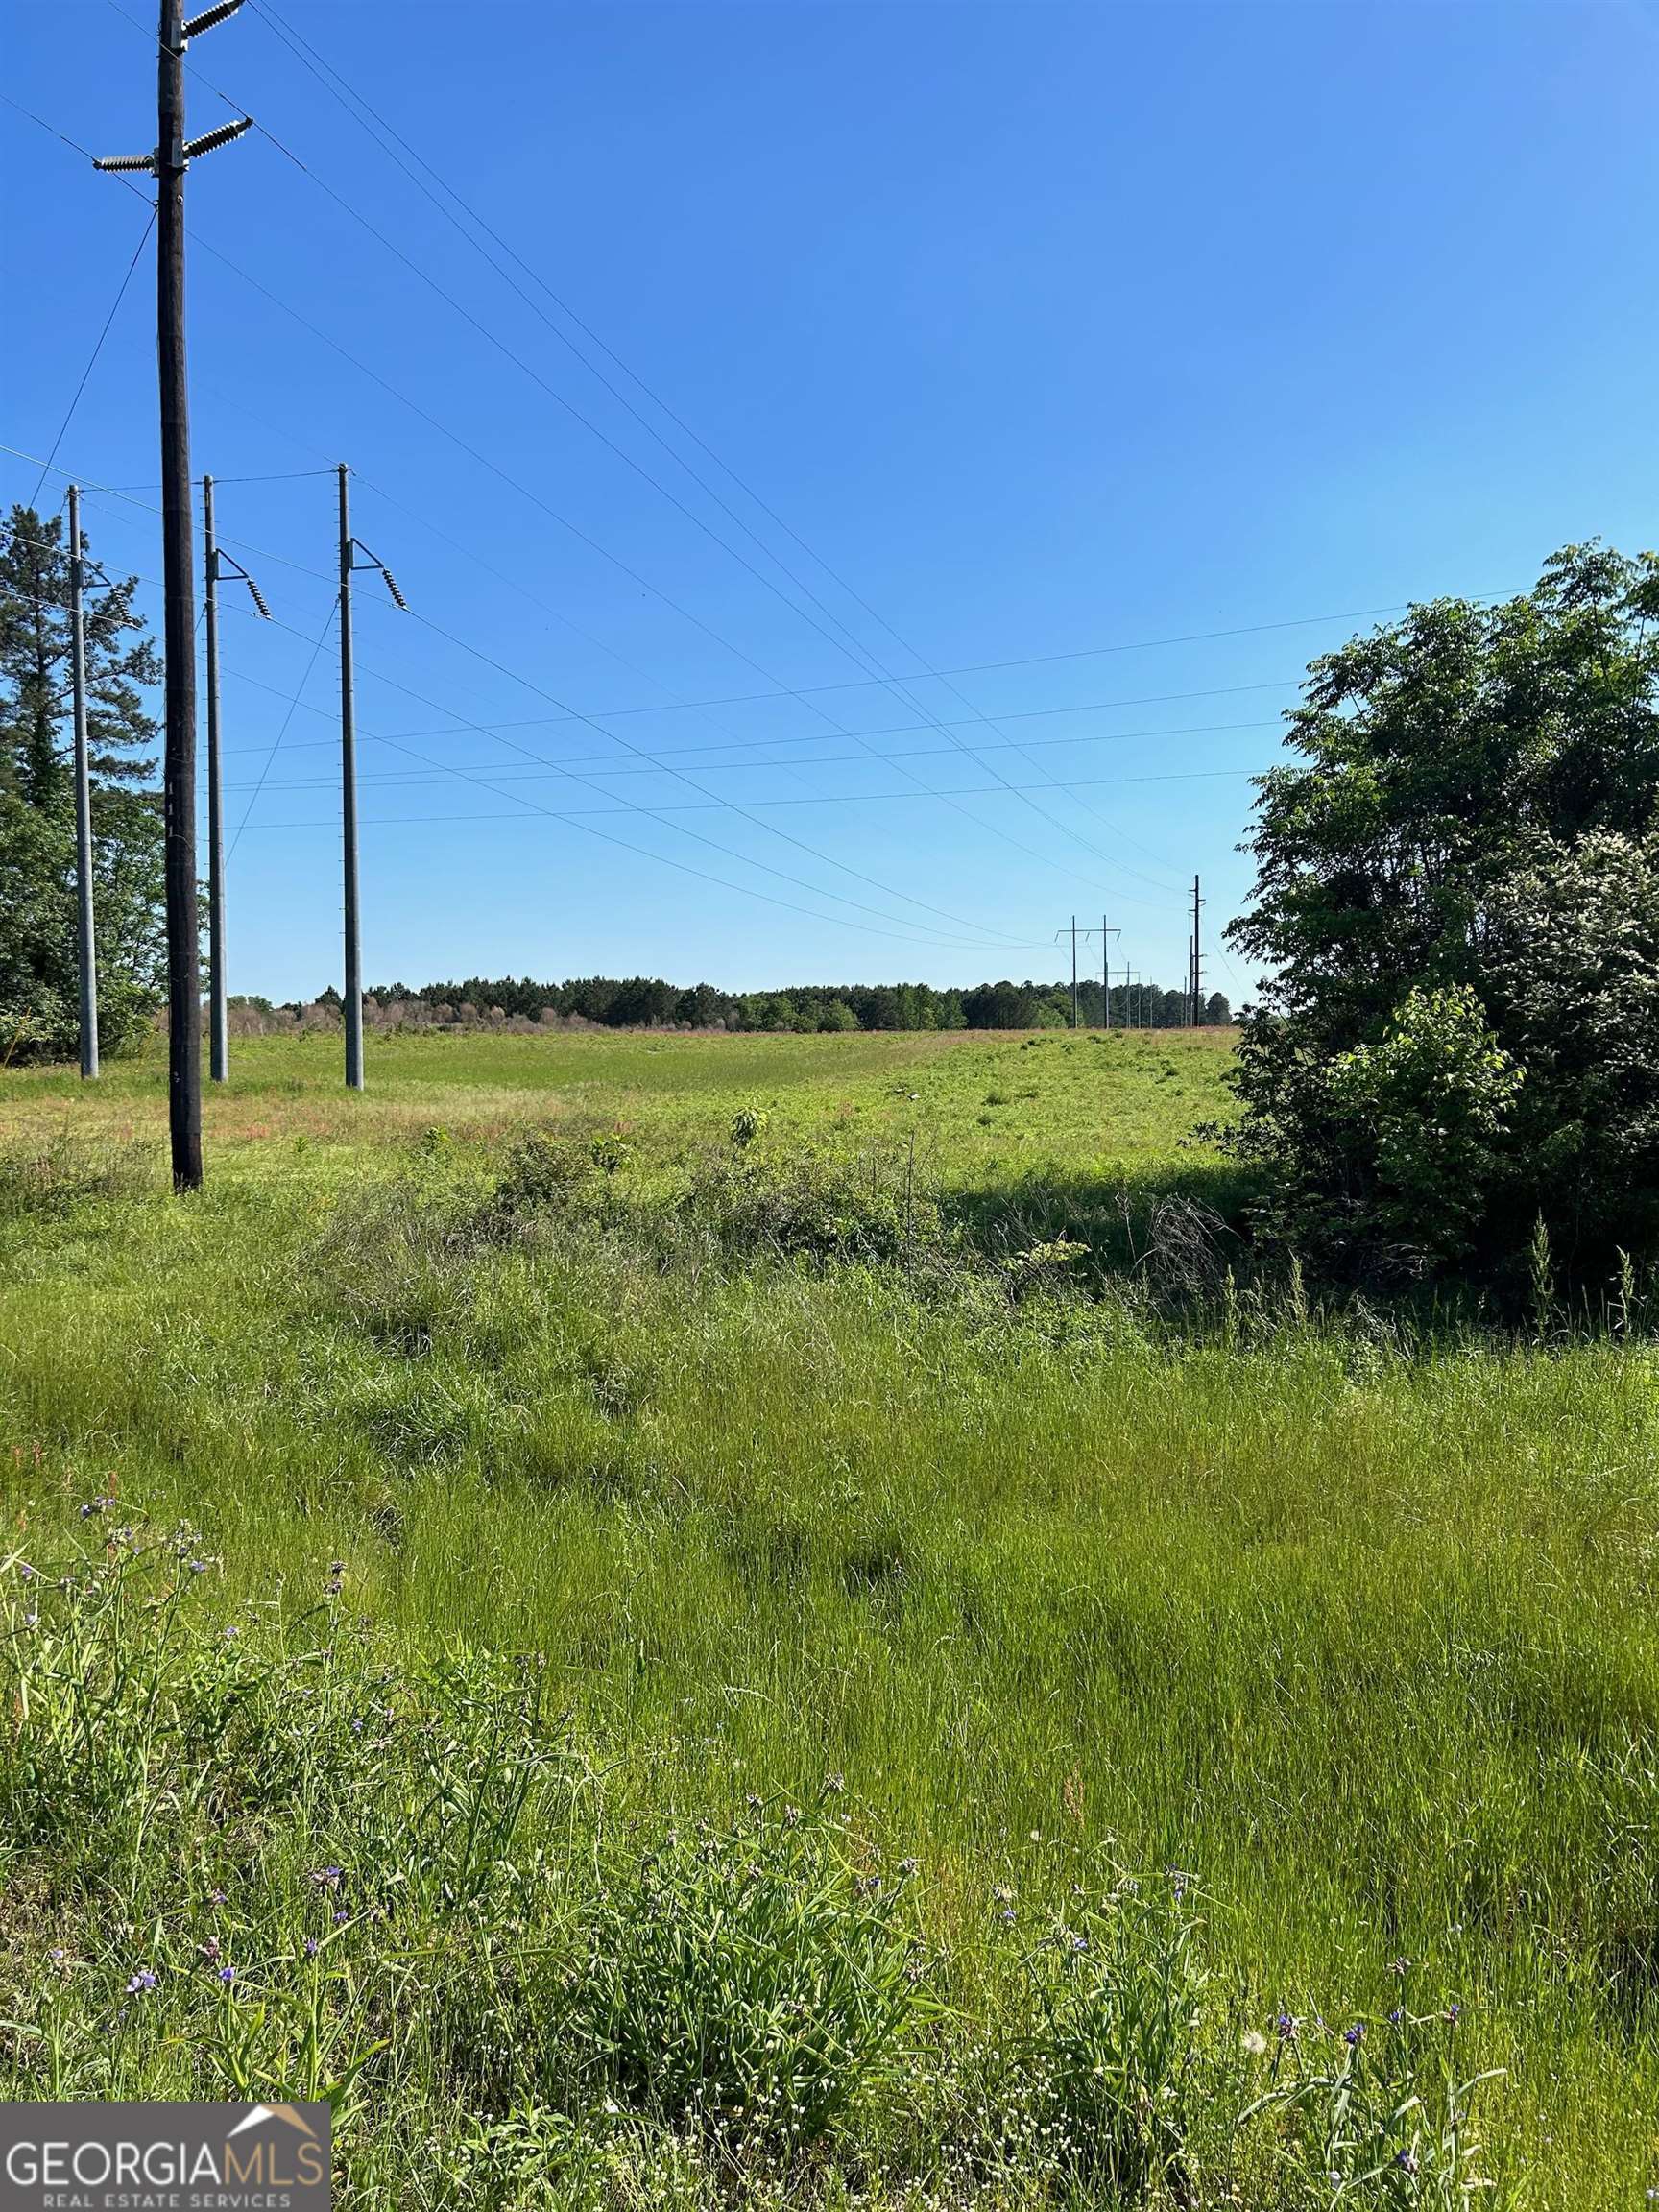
{"left": 0, "top": 505, "right": 165, "bottom": 1062}
{"left": 1225, "top": 542, "right": 1659, "bottom": 1285}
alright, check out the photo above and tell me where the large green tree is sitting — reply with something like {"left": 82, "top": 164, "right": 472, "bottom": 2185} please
{"left": 0, "top": 504, "right": 165, "bottom": 1061}
{"left": 1225, "top": 542, "right": 1659, "bottom": 1285}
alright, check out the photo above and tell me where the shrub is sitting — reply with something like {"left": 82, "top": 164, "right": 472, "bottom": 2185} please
{"left": 1327, "top": 986, "right": 1523, "bottom": 1270}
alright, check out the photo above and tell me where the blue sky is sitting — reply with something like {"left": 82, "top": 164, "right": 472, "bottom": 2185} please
{"left": 6, "top": 0, "right": 1658, "bottom": 1002}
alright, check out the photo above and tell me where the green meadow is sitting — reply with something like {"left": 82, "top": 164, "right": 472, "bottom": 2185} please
{"left": 0, "top": 1027, "right": 1654, "bottom": 2207}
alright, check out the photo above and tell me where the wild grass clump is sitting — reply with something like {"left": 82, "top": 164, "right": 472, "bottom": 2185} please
{"left": 1241, "top": 1999, "right": 1503, "bottom": 2207}
{"left": 484, "top": 1125, "right": 949, "bottom": 1270}
{"left": 0, "top": 1514, "right": 577, "bottom": 2130}
{"left": 1013, "top": 1868, "right": 1207, "bottom": 2198}
{"left": 559, "top": 1792, "right": 935, "bottom": 2148}
{"left": 0, "top": 1127, "right": 154, "bottom": 1223}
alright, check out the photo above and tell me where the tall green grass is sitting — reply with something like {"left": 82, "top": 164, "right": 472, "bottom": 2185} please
{"left": 0, "top": 1029, "right": 1654, "bottom": 2206}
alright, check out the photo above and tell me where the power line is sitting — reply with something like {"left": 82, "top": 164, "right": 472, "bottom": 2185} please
{"left": 1, "top": 443, "right": 1239, "bottom": 929}
{"left": 38, "top": 447, "right": 1080, "bottom": 941}
{"left": 227, "top": 762, "right": 1252, "bottom": 832}
{"left": 226, "top": 592, "right": 338, "bottom": 857}
{"left": 0, "top": 444, "right": 1511, "bottom": 723}
{"left": 206, "top": 661, "right": 1294, "bottom": 757}
{"left": 222, "top": 714, "right": 1280, "bottom": 790}
{"left": 76, "top": 21, "right": 1166, "bottom": 896}
{"left": 239, "top": 0, "right": 1178, "bottom": 888}
{"left": 26, "top": 208, "right": 156, "bottom": 508}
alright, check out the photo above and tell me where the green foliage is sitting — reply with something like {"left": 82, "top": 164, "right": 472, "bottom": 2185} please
{"left": 1323, "top": 987, "right": 1524, "bottom": 1269}
{"left": 1014, "top": 1869, "right": 1206, "bottom": 2198}
{"left": 0, "top": 1512, "right": 1522, "bottom": 2209}
{"left": 0, "top": 506, "right": 164, "bottom": 1060}
{"left": 1226, "top": 544, "right": 1659, "bottom": 1286}
{"left": 1244, "top": 2003, "right": 1503, "bottom": 2208}
{"left": 560, "top": 1795, "right": 930, "bottom": 2146}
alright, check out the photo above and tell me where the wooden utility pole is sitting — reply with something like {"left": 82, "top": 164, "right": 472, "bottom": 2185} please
{"left": 157, "top": 0, "right": 201, "bottom": 1182}
{"left": 1098, "top": 915, "right": 1119, "bottom": 1030}
{"left": 67, "top": 486, "right": 99, "bottom": 1080}
{"left": 95, "top": 0, "right": 252, "bottom": 1186}
{"left": 338, "top": 463, "right": 362, "bottom": 1092}
{"left": 1070, "top": 915, "right": 1079, "bottom": 1029}
{"left": 203, "top": 473, "right": 227, "bottom": 1083}
{"left": 203, "top": 475, "right": 269, "bottom": 1084}
{"left": 336, "top": 465, "right": 408, "bottom": 1093}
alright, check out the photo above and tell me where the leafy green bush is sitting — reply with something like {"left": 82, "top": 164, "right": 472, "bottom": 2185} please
{"left": 1326, "top": 986, "right": 1523, "bottom": 1270}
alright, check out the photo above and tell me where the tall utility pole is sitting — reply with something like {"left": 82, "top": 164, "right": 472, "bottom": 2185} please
{"left": 1099, "top": 915, "right": 1120, "bottom": 1030}
{"left": 203, "top": 474, "right": 226, "bottom": 1084}
{"left": 203, "top": 474, "right": 270, "bottom": 1083}
{"left": 95, "top": 0, "right": 252, "bottom": 1188}
{"left": 67, "top": 486, "right": 99, "bottom": 1081}
{"left": 336, "top": 463, "right": 407, "bottom": 1092}
{"left": 1190, "top": 874, "right": 1203, "bottom": 1025}
{"left": 1070, "top": 916, "right": 1079, "bottom": 1029}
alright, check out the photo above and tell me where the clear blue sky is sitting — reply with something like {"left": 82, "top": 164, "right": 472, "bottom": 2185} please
{"left": 6, "top": 0, "right": 1657, "bottom": 1003}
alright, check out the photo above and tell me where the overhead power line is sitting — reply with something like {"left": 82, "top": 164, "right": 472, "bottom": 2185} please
{"left": 239, "top": 0, "right": 1186, "bottom": 891}
{"left": 0, "top": 431, "right": 1510, "bottom": 715}
{"left": 222, "top": 714, "right": 1280, "bottom": 791}
{"left": 228, "top": 762, "right": 1252, "bottom": 832}
{"left": 26, "top": 209, "right": 156, "bottom": 507}
{"left": 30, "top": 443, "right": 1083, "bottom": 939}
{"left": 239, "top": 3, "right": 1161, "bottom": 888}
{"left": 79, "top": 15, "right": 1162, "bottom": 895}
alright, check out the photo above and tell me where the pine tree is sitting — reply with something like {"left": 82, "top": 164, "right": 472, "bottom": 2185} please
{"left": 0, "top": 504, "right": 165, "bottom": 1061}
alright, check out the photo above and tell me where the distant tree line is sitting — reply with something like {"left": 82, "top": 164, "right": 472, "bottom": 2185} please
{"left": 228, "top": 975, "right": 1234, "bottom": 1035}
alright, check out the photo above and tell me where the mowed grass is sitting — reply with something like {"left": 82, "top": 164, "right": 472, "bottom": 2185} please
{"left": 0, "top": 1026, "right": 1655, "bottom": 2205}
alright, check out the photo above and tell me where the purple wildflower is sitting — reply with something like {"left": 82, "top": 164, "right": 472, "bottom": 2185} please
{"left": 1343, "top": 2024, "right": 1364, "bottom": 2047}
{"left": 126, "top": 1968, "right": 157, "bottom": 1995}
{"left": 217, "top": 1965, "right": 236, "bottom": 1986}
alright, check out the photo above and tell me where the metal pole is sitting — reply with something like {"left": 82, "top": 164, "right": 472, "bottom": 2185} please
{"left": 1070, "top": 915, "right": 1078, "bottom": 1029}
{"left": 68, "top": 486, "right": 99, "bottom": 1080}
{"left": 157, "top": 0, "right": 202, "bottom": 1187}
{"left": 1101, "top": 913, "right": 1109, "bottom": 1030}
{"left": 1192, "top": 873, "right": 1203, "bottom": 1024}
{"left": 204, "top": 473, "right": 228, "bottom": 1082}
{"left": 339, "top": 462, "right": 364, "bottom": 1092}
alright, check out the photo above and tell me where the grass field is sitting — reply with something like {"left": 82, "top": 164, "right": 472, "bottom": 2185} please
{"left": 0, "top": 1027, "right": 1654, "bottom": 2207}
